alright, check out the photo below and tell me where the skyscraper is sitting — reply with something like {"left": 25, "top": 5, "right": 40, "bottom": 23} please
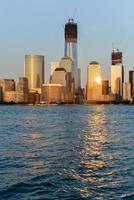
{"left": 50, "top": 56, "right": 74, "bottom": 103}
{"left": 87, "top": 61, "right": 102, "bottom": 102}
{"left": 24, "top": 55, "right": 45, "bottom": 90}
{"left": 50, "top": 68, "right": 67, "bottom": 86}
{"left": 77, "top": 68, "right": 81, "bottom": 89}
{"left": 64, "top": 18, "right": 79, "bottom": 89}
{"left": 50, "top": 62, "right": 60, "bottom": 76}
{"left": 129, "top": 70, "right": 134, "bottom": 98}
{"left": 59, "top": 56, "right": 72, "bottom": 73}
{"left": 112, "top": 50, "right": 122, "bottom": 65}
{"left": 111, "top": 50, "right": 124, "bottom": 97}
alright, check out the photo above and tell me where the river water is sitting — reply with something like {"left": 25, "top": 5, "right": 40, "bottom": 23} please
{"left": 0, "top": 105, "right": 134, "bottom": 199}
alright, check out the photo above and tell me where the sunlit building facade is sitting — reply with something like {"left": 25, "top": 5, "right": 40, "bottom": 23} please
{"left": 41, "top": 84, "right": 65, "bottom": 104}
{"left": 59, "top": 56, "right": 72, "bottom": 73}
{"left": 0, "top": 87, "right": 2, "bottom": 102}
{"left": 0, "top": 79, "right": 16, "bottom": 103}
{"left": 50, "top": 56, "right": 75, "bottom": 103}
{"left": 111, "top": 50, "right": 124, "bottom": 97}
{"left": 50, "top": 61, "right": 60, "bottom": 76}
{"left": 50, "top": 68, "right": 67, "bottom": 86}
{"left": 24, "top": 55, "right": 45, "bottom": 90}
{"left": 3, "top": 91, "right": 16, "bottom": 103}
{"left": 0, "top": 79, "right": 15, "bottom": 93}
{"left": 111, "top": 64, "right": 123, "bottom": 96}
{"left": 87, "top": 61, "right": 102, "bottom": 102}
{"left": 123, "top": 82, "right": 131, "bottom": 101}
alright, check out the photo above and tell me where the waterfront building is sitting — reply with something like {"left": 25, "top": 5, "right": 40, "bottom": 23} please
{"left": 102, "top": 80, "right": 109, "bottom": 95}
{"left": 0, "top": 87, "right": 2, "bottom": 102}
{"left": 41, "top": 84, "right": 65, "bottom": 104}
{"left": 65, "top": 18, "right": 79, "bottom": 89}
{"left": 0, "top": 79, "right": 15, "bottom": 93}
{"left": 87, "top": 61, "right": 102, "bottom": 102}
{"left": 3, "top": 91, "right": 16, "bottom": 103}
{"left": 30, "top": 88, "right": 41, "bottom": 94}
{"left": 34, "top": 93, "right": 40, "bottom": 104}
{"left": 123, "top": 82, "right": 131, "bottom": 101}
{"left": 129, "top": 70, "right": 134, "bottom": 98}
{"left": 24, "top": 55, "right": 45, "bottom": 90}
{"left": 0, "top": 79, "right": 16, "bottom": 102}
{"left": 111, "top": 50, "right": 124, "bottom": 98}
{"left": 27, "top": 92, "right": 40, "bottom": 104}
{"left": 16, "top": 77, "right": 28, "bottom": 103}
{"left": 100, "top": 94, "right": 116, "bottom": 103}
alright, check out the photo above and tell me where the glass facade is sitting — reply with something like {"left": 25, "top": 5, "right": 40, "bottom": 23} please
{"left": 25, "top": 55, "right": 44, "bottom": 89}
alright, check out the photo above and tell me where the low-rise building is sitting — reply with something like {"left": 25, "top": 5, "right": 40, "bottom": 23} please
{"left": 3, "top": 91, "right": 16, "bottom": 103}
{"left": 0, "top": 87, "right": 2, "bottom": 103}
{"left": 123, "top": 82, "right": 131, "bottom": 101}
{"left": 0, "top": 79, "right": 16, "bottom": 103}
{"left": 41, "top": 84, "right": 65, "bottom": 104}
{"left": 27, "top": 92, "right": 40, "bottom": 104}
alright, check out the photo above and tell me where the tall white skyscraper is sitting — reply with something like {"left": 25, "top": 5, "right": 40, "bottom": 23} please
{"left": 64, "top": 18, "right": 79, "bottom": 89}
{"left": 111, "top": 50, "right": 124, "bottom": 97}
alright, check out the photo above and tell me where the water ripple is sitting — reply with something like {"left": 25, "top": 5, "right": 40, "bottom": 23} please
{"left": 0, "top": 105, "right": 134, "bottom": 199}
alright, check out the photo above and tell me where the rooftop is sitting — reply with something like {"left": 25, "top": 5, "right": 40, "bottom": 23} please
{"left": 54, "top": 68, "right": 66, "bottom": 72}
{"left": 90, "top": 61, "right": 99, "bottom": 65}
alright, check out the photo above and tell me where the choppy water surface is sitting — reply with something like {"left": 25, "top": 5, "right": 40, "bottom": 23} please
{"left": 0, "top": 105, "right": 134, "bottom": 200}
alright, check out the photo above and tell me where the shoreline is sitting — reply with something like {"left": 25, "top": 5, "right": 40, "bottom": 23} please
{"left": 0, "top": 102, "right": 134, "bottom": 106}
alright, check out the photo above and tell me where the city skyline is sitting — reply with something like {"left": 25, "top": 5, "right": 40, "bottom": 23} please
{"left": 0, "top": 0, "right": 134, "bottom": 86}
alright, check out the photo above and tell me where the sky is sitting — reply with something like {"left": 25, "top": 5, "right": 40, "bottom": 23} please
{"left": 0, "top": 0, "right": 134, "bottom": 87}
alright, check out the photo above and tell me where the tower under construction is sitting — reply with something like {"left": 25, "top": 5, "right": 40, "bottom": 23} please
{"left": 64, "top": 18, "right": 79, "bottom": 89}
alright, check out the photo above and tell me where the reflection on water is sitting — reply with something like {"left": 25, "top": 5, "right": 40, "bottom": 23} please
{"left": 81, "top": 106, "right": 108, "bottom": 168}
{"left": 0, "top": 105, "right": 134, "bottom": 199}
{"left": 69, "top": 105, "right": 128, "bottom": 199}
{"left": 72, "top": 106, "right": 109, "bottom": 198}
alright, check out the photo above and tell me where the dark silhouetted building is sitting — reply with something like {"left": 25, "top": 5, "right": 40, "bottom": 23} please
{"left": 102, "top": 80, "right": 109, "bottom": 95}
{"left": 112, "top": 50, "right": 122, "bottom": 65}
{"left": 129, "top": 70, "right": 134, "bottom": 98}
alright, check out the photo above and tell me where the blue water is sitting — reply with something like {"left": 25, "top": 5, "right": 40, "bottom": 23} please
{"left": 0, "top": 105, "right": 134, "bottom": 200}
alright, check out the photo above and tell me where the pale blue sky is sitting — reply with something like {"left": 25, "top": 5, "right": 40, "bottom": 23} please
{"left": 0, "top": 0, "right": 134, "bottom": 86}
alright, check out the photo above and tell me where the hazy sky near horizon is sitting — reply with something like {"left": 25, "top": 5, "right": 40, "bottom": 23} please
{"left": 0, "top": 0, "right": 134, "bottom": 86}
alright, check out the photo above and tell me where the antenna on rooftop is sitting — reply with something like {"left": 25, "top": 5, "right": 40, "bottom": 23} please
{"left": 72, "top": 8, "right": 77, "bottom": 20}
{"left": 62, "top": 24, "right": 64, "bottom": 29}
{"left": 112, "top": 43, "right": 114, "bottom": 51}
